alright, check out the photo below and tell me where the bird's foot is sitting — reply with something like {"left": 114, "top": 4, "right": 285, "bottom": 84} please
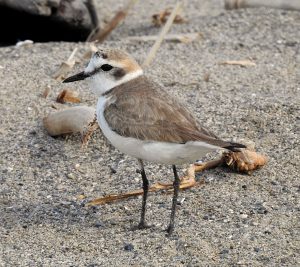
{"left": 165, "top": 225, "right": 174, "bottom": 237}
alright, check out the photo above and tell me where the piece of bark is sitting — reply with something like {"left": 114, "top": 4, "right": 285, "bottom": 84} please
{"left": 56, "top": 89, "right": 81, "bottom": 104}
{"left": 0, "top": 0, "right": 92, "bottom": 30}
{"left": 81, "top": 113, "right": 98, "bottom": 147}
{"left": 224, "top": 0, "right": 300, "bottom": 11}
{"left": 223, "top": 150, "right": 267, "bottom": 174}
{"left": 152, "top": 7, "right": 187, "bottom": 26}
{"left": 43, "top": 106, "right": 96, "bottom": 137}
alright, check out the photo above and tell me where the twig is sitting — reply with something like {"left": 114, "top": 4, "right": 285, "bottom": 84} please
{"left": 87, "top": 0, "right": 139, "bottom": 42}
{"left": 224, "top": 0, "right": 300, "bottom": 11}
{"left": 85, "top": 0, "right": 99, "bottom": 28}
{"left": 142, "top": 1, "right": 183, "bottom": 68}
{"left": 53, "top": 48, "right": 78, "bottom": 81}
{"left": 219, "top": 60, "right": 256, "bottom": 67}
{"left": 86, "top": 164, "right": 200, "bottom": 206}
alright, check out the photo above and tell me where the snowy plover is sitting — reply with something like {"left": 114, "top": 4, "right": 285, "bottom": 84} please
{"left": 63, "top": 48, "right": 245, "bottom": 235}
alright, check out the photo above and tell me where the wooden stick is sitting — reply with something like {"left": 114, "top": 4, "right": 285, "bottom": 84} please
{"left": 87, "top": 0, "right": 139, "bottom": 42}
{"left": 219, "top": 60, "right": 256, "bottom": 67}
{"left": 224, "top": 0, "right": 300, "bottom": 11}
{"left": 85, "top": 0, "right": 99, "bottom": 28}
{"left": 52, "top": 48, "right": 78, "bottom": 81}
{"left": 142, "top": 1, "right": 183, "bottom": 68}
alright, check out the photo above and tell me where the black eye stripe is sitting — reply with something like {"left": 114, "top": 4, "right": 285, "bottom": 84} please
{"left": 100, "top": 64, "right": 113, "bottom": 71}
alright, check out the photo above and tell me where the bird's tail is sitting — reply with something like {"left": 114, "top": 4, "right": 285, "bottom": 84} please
{"left": 223, "top": 142, "right": 247, "bottom": 152}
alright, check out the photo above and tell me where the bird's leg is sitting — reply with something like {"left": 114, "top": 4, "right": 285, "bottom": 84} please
{"left": 137, "top": 159, "right": 149, "bottom": 229}
{"left": 166, "top": 165, "right": 180, "bottom": 235}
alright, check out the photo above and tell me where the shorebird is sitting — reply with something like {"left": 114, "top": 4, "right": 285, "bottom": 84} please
{"left": 63, "top": 48, "right": 245, "bottom": 235}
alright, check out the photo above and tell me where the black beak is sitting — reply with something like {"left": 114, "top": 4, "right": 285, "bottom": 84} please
{"left": 63, "top": 71, "right": 90, "bottom": 83}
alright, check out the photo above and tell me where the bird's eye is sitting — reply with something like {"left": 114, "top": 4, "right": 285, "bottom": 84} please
{"left": 100, "top": 64, "right": 113, "bottom": 71}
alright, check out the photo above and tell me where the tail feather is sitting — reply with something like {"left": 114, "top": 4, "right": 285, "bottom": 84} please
{"left": 223, "top": 142, "right": 247, "bottom": 152}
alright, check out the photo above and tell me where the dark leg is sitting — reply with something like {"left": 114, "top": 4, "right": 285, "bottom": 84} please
{"left": 138, "top": 159, "right": 149, "bottom": 229}
{"left": 166, "top": 165, "right": 180, "bottom": 235}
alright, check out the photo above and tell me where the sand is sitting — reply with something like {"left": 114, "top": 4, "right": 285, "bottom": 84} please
{"left": 0, "top": 1, "right": 299, "bottom": 266}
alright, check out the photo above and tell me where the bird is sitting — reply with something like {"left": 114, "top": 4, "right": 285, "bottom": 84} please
{"left": 63, "top": 48, "right": 246, "bottom": 235}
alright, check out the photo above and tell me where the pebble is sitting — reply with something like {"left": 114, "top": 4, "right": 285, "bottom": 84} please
{"left": 124, "top": 243, "right": 134, "bottom": 251}
{"left": 67, "top": 173, "right": 75, "bottom": 179}
{"left": 94, "top": 222, "right": 105, "bottom": 228}
{"left": 240, "top": 214, "right": 248, "bottom": 219}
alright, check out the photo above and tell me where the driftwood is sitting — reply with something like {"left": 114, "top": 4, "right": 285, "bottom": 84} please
{"left": 86, "top": 149, "right": 267, "bottom": 206}
{"left": 87, "top": 0, "right": 139, "bottom": 42}
{"left": 219, "top": 59, "right": 256, "bottom": 67}
{"left": 0, "top": 0, "right": 93, "bottom": 38}
{"left": 43, "top": 106, "right": 96, "bottom": 137}
{"left": 224, "top": 0, "right": 300, "bottom": 11}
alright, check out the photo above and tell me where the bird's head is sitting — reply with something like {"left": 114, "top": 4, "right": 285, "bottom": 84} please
{"left": 63, "top": 48, "right": 143, "bottom": 96}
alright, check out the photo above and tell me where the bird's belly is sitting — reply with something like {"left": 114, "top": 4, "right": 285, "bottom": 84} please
{"left": 97, "top": 96, "right": 219, "bottom": 165}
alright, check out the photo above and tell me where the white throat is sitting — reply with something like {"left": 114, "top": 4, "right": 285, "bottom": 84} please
{"left": 88, "top": 69, "right": 143, "bottom": 96}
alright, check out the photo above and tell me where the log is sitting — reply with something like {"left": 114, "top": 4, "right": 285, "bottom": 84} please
{"left": 224, "top": 0, "right": 300, "bottom": 11}
{"left": 0, "top": 0, "right": 92, "bottom": 31}
{"left": 43, "top": 106, "right": 96, "bottom": 136}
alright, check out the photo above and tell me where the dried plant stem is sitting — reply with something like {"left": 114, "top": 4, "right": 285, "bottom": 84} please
{"left": 142, "top": 1, "right": 183, "bottom": 68}
{"left": 224, "top": 0, "right": 300, "bottom": 11}
{"left": 53, "top": 48, "right": 78, "bottom": 80}
{"left": 87, "top": 0, "right": 139, "bottom": 42}
{"left": 85, "top": 0, "right": 99, "bottom": 28}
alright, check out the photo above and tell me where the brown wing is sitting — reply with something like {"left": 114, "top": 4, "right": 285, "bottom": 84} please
{"left": 104, "top": 76, "right": 232, "bottom": 147}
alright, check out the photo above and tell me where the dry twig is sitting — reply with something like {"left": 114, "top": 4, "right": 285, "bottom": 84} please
{"left": 224, "top": 0, "right": 300, "bottom": 11}
{"left": 152, "top": 7, "right": 187, "bottom": 26}
{"left": 53, "top": 48, "right": 78, "bottom": 81}
{"left": 219, "top": 60, "right": 256, "bottom": 67}
{"left": 87, "top": 0, "right": 139, "bottom": 42}
{"left": 86, "top": 149, "right": 267, "bottom": 206}
{"left": 143, "top": 1, "right": 184, "bottom": 68}
{"left": 42, "top": 86, "right": 51, "bottom": 98}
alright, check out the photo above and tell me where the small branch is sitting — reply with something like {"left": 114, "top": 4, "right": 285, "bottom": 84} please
{"left": 224, "top": 0, "right": 300, "bottom": 11}
{"left": 87, "top": 0, "right": 139, "bottom": 42}
{"left": 43, "top": 106, "right": 96, "bottom": 137}
{"left": 219, "top": 59, "right": 256, "bottom": 67}
{"left": 85, "top": 0, "right": 99, "bottom": 28}
{"left": 52, "top": 48, "right": 78, "bottom": 81}
{"left": 142, "top": 1, "right": 183, "bottom": 68}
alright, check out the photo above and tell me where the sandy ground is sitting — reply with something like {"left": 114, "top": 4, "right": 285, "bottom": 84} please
{"left": 0, "top": 0, "right": 299, "bottom": 266}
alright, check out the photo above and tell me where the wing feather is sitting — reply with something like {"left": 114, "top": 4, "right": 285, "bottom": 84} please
{"left": 104, "top": 76, "right": 232, "bottom": 147}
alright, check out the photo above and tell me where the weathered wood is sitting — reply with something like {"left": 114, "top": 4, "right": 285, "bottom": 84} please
{"left": 0, "top": 0, "right": 92, "bottom": 30}
{"left": 225, "top": 0, "right": 300, "bottom": 11}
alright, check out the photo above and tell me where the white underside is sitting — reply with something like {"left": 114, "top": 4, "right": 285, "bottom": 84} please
{"left": 97, "top": 96, "right": 220, "bottom": 165}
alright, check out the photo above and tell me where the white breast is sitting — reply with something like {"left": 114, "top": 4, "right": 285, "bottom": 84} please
{"left": 96, "top": 96, "right": 220, "bottom": 165}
